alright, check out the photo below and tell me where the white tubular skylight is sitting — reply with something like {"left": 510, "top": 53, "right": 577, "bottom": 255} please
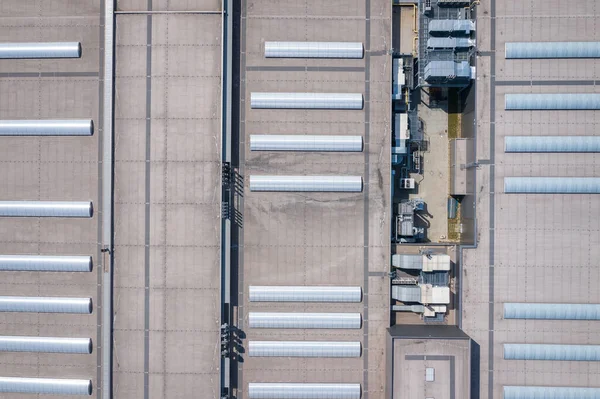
{"left": 0, "top": 42, "right": 82, "bottom": 59}
{"left": 0, "top": 120, "right": 93, "bottom": 136}
{"left": 0, "top": 201, "right": 92, "bottom": 217}
{"left": 0, "top": 255, "right": 92, "bottom": 272}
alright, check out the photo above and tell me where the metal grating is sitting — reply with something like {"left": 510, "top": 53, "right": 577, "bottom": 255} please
{"left": 264, "top": 42, "right": 363, "bottom": 59}
{"left": 0, "top": 336, "right": 92, "bottom": 354}
{"left": 504, "top": 177, "right": 600, "bottom": 194}
{"left": 0, "top": 377, "right": 92, "bottom": 395}
{"left": 249, "top": 176, "right": 362, "bottom": 192}
{"left": 505, "top": 94, "right": 600, "bottom": 110}
{"left": 248, "top": 341, "right": 361, "bottom": 358}
{"left": 249, "top": 286, "right": 362, "bottom": 303}
{"left": 0, "top": 255, "right": 92, "bottom": 272}
{"left": 0, "top": 201, "right": 93, "bottom": 217}
{"left": 0, "top": 42, "right": 82, "bottom": 59}
{"left": 0, "top": 296, "right": 92, "bottom": 314}
{"left": 248, "top": 383, "right": 361, "bottom": 399}
{"left": 248, "top": 312, "right": 362, "bottom": 329}
{"left": 504, "top": 303, "right": 600, "bottom": 320}
{"left": 250, "top": 135, "right": 363, "bottom": 152}
{"left": 505, "top": 136, "right": 600, "bottom": 152}
{"left": 504, "top": 344, "right": 600, "bottom": 361}
{"left": 506, "top": 42, "right": 600, "bottom": 59}
{"left": 250, "top": 93, "right": 363, "bottom": 109}
{"left": 0, "top": 120, "right": 93, "bottom": 136}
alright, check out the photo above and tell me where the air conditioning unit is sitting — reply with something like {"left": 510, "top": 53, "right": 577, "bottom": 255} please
{"left": 400, "top": 178, "right": 415, "bottom": 189}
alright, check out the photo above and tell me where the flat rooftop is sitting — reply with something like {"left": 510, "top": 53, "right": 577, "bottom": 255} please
{"left": 463, "top": 0, "right": 600, "bottom": 398}
{"left": 112, "top": 1, "right": 223, "bottom": 397}
{"left": 236, "top": 1, "right": 391, "bottom": 398}
{"left": 0, "top": 2, "right": 103, "bottom": 396}
{"left": 389, "top": 327, "right": 471, "bottom": 399}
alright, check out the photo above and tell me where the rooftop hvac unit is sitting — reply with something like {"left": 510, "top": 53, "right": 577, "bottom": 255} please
{"left": 400, "top": 178, "right": 415, "bottom": 189}
{"left": 424, "top": 0, "right": 432, "bottom": 15}
{"left": 420, "top": 285, "right": 450, "bottom": 305}
{"left": 423, "top": 305, "right": 447, "bottom": 317}
{"left": 392, "top": 254, "right": 451, "bottom": 271}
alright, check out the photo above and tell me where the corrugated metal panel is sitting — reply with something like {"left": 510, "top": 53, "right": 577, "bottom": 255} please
{"left": 428, "top": 20, "right": 475, "bottom": 35}
{"left": 0, "top": 201, "right": 92, "bottom": 217}
{"left": 0, "top": 297, "right": 92, "bottom": 314}
{"left": 248, "top": 312, "right": 362, "bottom": 329}
{"left": 0, "top": 377, "right": 92, "bottom": 395}
{"left": 0, "top": 336, "right": 92, "bottom": 354}
{"left": 504, "top": 344, "right": 600, "bottom": 361}
{"left": 505, "top": 136, "right": 600, "bottom": 152}
{"left": 250, "top": 93, "right": 363, "bottom": 109}
{"left": 504, "top": 303, "right": 600, "bottom": 320}
{"left": 504, "top": 386, "right": 600, "bottom": 399}
{"left": 249, "top": 135, "right": 363, "bottom": 152}
{"left": 248, "top": 383, "right": 361, "bottom": 399}
{"left": 249, "top": 286, "right": 362, "bottom": 303}
{"left": 249, "top": 176, "right": 362, "bottom": 192}
{"left": 249, "top": 341, "right": 361, "bottom": 357}
{"left": 0, "top": 42, "right": 82, "bottom": 59}
{"left": 0, "top": 120, "right": 93, "bottom": 136}
{"left": 505, "top": 94, "right": 600, "bottom": 110}
{"left": 0, "top": 255, "right": 92, "bottom": 272}
{"left": 505, "top": 42, "right": 600, "bottom": 59}
{"left": 504, "top": 177, "right": 600, "bottom": 194}
{"left": 264, "top": 42, "right": 363, "bottom": 59}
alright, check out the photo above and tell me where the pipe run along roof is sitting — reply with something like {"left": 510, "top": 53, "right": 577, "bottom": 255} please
{"left": 249, "top": 176, "right": 362, "bottom": 192}
{"left": 504, "top": 386, "right": 600, "bottom": 399}
{"left": 249, "top": 135, "right": 363, "bottom": 152}
{"left": 0, "top": 201, "right": 92, "bottom": 217}
{"left": 264, "top": 41, "right": 363, "bottom": 59}
{"left": 250, "top": 93, "right": 363, "bottom": 109}
{"left": 0, "top": 255, "right": 92, "bottom": 272}
{"left": 0, "top": 120, "right": 93, "bottom": 136}
{"left": 0, "top": 296, "right": 92, "bottom": 314}
{"left": 248, "top": 383, "right": 361, "bottom": 399}
{"left": 0, "top": 377, "right": 92, "bottom": 395}
{"left": 248, "top": 341, "right": 361, "bottom": 358}
{"left": 504, "top": 177, "right": 600, "bottom": 194}
{"left": 504, "top": 344, "right": 600, "bottom": 361}
{"left": 505, "top": 136, "right": 600, "bottom": 152}
{"left": 0, "top": 336, "right": 92, "bottom": 354}
{"left": 504, "top": 303, "right": 600, "bottom": 320}
{"left": 505, "top": 42, "right": 600, "bottom": 59}
{"left": 249, "top": 286, "right": 362, "bottom": 303}
{"left": 505, "top": 94, "right": 600, "bottom": 110}
{"left": 0, "top": 42, "right": 82, "bottom": 59}
{"left": 248, "top": 312, "right": 362, "bottom": 329}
